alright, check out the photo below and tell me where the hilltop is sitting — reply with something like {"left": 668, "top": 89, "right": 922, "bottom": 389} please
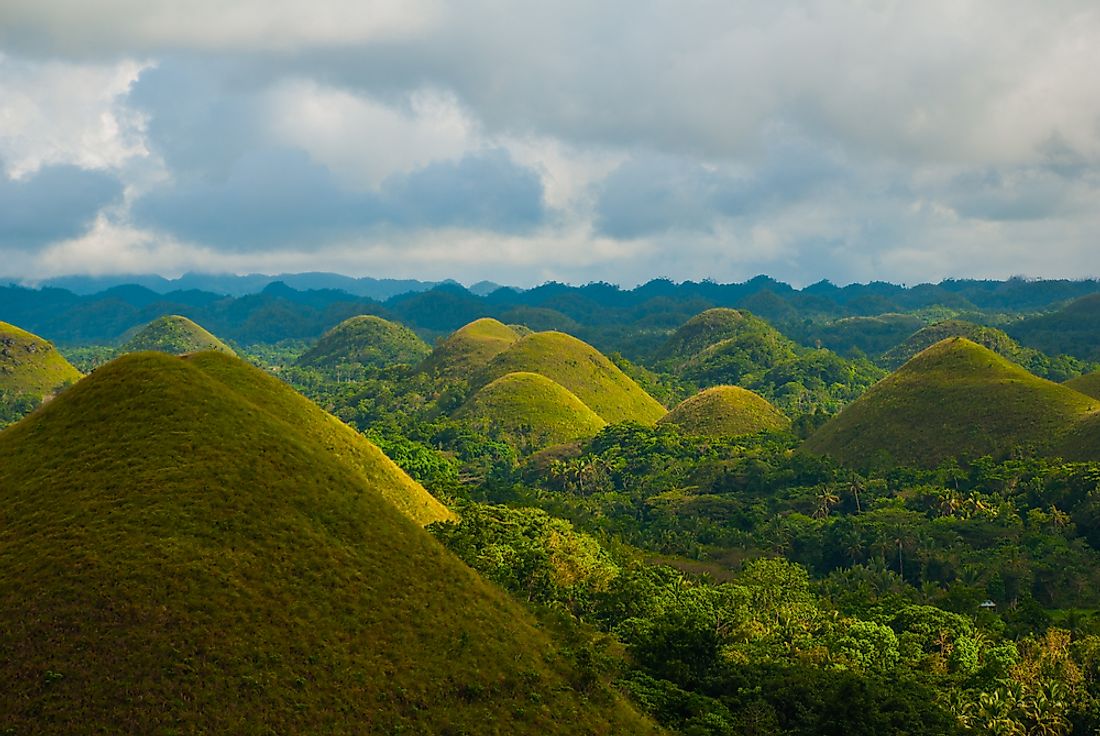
{"left": 881, "top": 319, "right": 1026, "bottom": 369}
{"left": 420, "top": 317, "right": 521, "bottom": 378}
{"left": 657, "top": 308, "right": 795, "bottom": 368}
{"left": 0, "top": 321, "right": 82, "bottom": 399}
{"left": 121, "top": 314, "right": 235, "bottom": 355}
{"left": 804, "top": 338, "right": 1098, "bottom": 467}
{"left": 658, "top": 385, "right": 789, "bottom": 437}
{"left": 1009, "top": 293, "right": 1100, "bottom": 361}
{"left": 456, "top": 371, "right": 607, "bottom": 453}
{"left": 1066, "top": 371, "right": 1100, "bottom": 400}
{"left": 478, "top": 331, "right": 667, "bottom": 425}
{"left": 297, "top": 314, "right": 431, "bottom": 368}
{"left": 0, "top": 352, "right": 656, "bottom": 734}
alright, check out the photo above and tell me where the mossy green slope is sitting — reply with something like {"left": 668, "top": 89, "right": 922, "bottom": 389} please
{"left": 456, "top": 371, "right": 607, "bottom": 453}
{"left": 0, "top": 352, "right": 657, "bottom": 735}
{"left": 185, "top": 350, "right": 453, "bottom": 526}
{"left": 1055, "top": 410, "right": 1100, "bottom": 461}
{"left": 297, "top": 314, "right": 431, "bottom": 368}
{"left": 658, "top": 308, "right": 793, "bottom": 364}
{"left": 659, "top": 385, "right": 790, "bottom": 437}
{"left": 881, "top": 319, "right": 1041, "bottom": 370}
{"left": 1065, "top": 371, "right": 1100, "bottom": 400}
{"left": 420, "top": 317, "right": 521, "bottom": 378}
{"left": 804, "top": 338, "right": 1098, "bottom": 467}
{"left": 121, "top": 314, "right": 235, "bottom": 355}
{"left": 479, "top": 331, "right": 667, "bottom": 425}
{"left": 0, "top": 320, "right": 81, "bottom": 398}
{"left": 657, "top": 308, "right": 799, "bottom": 386}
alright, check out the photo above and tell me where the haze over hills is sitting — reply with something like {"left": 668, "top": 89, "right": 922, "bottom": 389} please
{"left": 658, "top": 385, "right": 790, "bottom": 437}
{"left": 121, "top": 314, "right": 236, "bottom": 355}
{"left": 804, "top": 338, "right": 1100, "bottom": 468}
{"left": 297, "top": 314, "right": 431, "bottom": 368}
{"left": 0, "top": 351, "right": 654, "bottom": 733}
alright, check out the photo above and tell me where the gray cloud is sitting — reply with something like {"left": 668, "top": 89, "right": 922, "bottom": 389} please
{"left": 0, "top": 164, "right": 123, "bottom": 247}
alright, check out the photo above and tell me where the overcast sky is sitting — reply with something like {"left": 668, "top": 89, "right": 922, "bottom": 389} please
{"left": 1, "top": 1, "right": 1098, "bottom": 287}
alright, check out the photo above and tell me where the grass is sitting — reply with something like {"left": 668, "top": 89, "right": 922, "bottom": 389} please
{"left": 420, "top": 317, "right": 521, "bottom": 378}
{"left": 657, "top": 308, "right": 793, "bottom": 364}
{"left": 478, "top": 331, "right": 668, "bottom": 425}
{"left": 296, "top": 314, "right": 431, "bottom": 368}
{"left": 1066, "top": 371, "right": 1100, "bottom": 400}
{"left": 1055, "top": 410, "right": 1100, "bottom": 461}
{"left": 804, "top": 338, "right": 1100, "bottom": 468}
{"left": 0, "top": 320, "right": 82, "bottom": 398}
{"left": 881, "top": 318, "right": 1048, "bottom": 372}
{"left": 658, "top": 385, "right": 790, "bottom": 437}
{"left": 121, "top": 315, "right": 236, "bottom": 356}
{"left": 456, "top": 371, "right": 607, "bottom": 453}
{"left": 0, "top": 352, "right": 658, "bottom": 734}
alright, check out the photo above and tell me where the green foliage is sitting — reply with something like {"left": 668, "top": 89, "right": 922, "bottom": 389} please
{"left": 120, "top": 314, "right": 236, "bottom": 355}
{"left": 659, "top": 386, "right": 789, "bottom": 437}
{"left": 296, "top": 314, "right": 431, "bottom": 368}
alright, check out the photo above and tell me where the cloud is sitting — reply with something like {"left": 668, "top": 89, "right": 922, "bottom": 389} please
{"left": 0, "top": 163, "right": 124, "bottom": 247}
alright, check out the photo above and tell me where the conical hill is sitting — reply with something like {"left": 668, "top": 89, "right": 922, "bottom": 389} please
{"left": 804, "top": 338, "right": 1098, "bottom": 467}
{"left": 297, "top": 314, "right": 430, "bottom": 368}
{"left": 0, "top": 352, "right": 657, "bottom": 734}
{"left": 419, "top": 317, "right": 520, "bottom": 378}
{"left": 478, "top": 331, "right": 667, "bottom": 425}
{"left": 0, "top": 320, "right": 81, "bottom": 399}
{"left": 456, "top": 371, "right": 606, "bottom": 453}
{"left": 1065, "top": 371, "right": 1100, "bottom": 400}
{"left": 659, "top": 385, "right": 789, "bottom": 437}
{"left": 121, "top": 314, "right": 235, "bottom": 355}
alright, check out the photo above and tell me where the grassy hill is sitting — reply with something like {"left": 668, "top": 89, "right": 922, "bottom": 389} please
{"left": 0, "top": 352, "right": 657, "bottom": 734}
{"left": 1066, "top": 371, "right": 1100, "bottom": 400}
{"left": 456, "top": 371, "right": 607, "bottom": 453}
{"left": 658, "top": 385, "right": 790, "bottom": 437}
{"left": 0, "top": 321, "right": 82, "bottom": 398}
{"left": 297, "top": 314, "right": 431, "bottom": 368}
{"left": 420, "top": 317, "right": 521, "bottom": 378}
{"left": 881, "top": 319, "right": 1026, "bottom": 369}
{"left": 804, "top": 338, "right": 1099, "bottom": 468}
{"left": 479, "top": 331, "right": 667, "bottom": 425}
{"left": 121, "top": 314, "right": 235, "bottom": 355}
{"left": 1055, "top": 410, "right": 1100, "bottom": 461}
{"left": 1008, "top": 293, "right": 1100, "bottom": 361}
{"left": 657, "top": 308, "right": 793, "bottom": 366}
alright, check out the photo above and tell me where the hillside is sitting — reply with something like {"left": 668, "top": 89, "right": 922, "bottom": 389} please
{"left": 456, "top": 371, "right": 607, "bottom": 453}
{"left": 0, "top": 320, "right": 82, "bottom": 398}
{"left": 804, "top": 338, "right": 1098, "bottom": 467}
{"left": 0, "top": 352, "right": 657, "bottom": 734}
{"left": 420, "top": 317, "right": 521, "bottom": 378}
{"left": 657, "top": 308, "right": 792, "bottom": 365}
{"left": 297, "top": 314, "right": 431, "bottom": 368}
{"left": 121, "top": 314, "right": 236, "bottom": 355}
{"left": 1008, "top": 293, "right": 1100, "bottom": 361}
{"left": 1055, "top": 410, "right": 1100, "bottom": 461}
{"left": 658, "top": 385, "right": 789, "bottom": 437}
{"left": 881, "top": 319, "right": 1026, "bottom": 369}
{"left": 479, "top": 331, "right": 667, "bottom": 425}
{"left": 1066, "top": 371, "right": 1100, "bottom": 400}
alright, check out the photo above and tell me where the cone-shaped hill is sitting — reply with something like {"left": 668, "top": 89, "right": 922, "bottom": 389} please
{"left": 419, "top": 317, "right": 521, "bottom": 378}
{"left": 478, "top": 331, "right": 667, "bottom": 425}
{"left": 0, "top": 352, "right": 657, "bottom": 734}
{"left": 0, "top": 320, "right": 81, "bottom": 399}
{"left": 1066, "top": 371, "right": 1100, "bottom": 400}
{"left": 297, "top": 315, "right": 431, "bottom": 368}
{"left": 121, "top": 314, "right": 235, "bottom": 355}
{"left": 804, "top": 338, "right": 1099, "bottom": 467}
{"left": 658, "top": 308, "right": 786, "bottom": 362}
{"left": 456, "top": 371, "right": 606, "bottom": 453}
{"left": 659, "top": 385, "right": 790, "bottom": 437}
{"left": 881, "top": 319, "right": 1043, "bottom": 371}
{"left": 657, "top": 308, "right": 798, "bottom": 385}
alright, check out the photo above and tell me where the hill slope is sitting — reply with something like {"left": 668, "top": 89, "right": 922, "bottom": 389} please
{"left": 659, "top": 385, "right": 790, "bottom": 437}
{"left": 420, "top": 317, "right": 521, "bottom": 378}
{"left": 121, "top": 314, "right": 235, "bottom": 355}
{"left": 881, "top": 319, "right": 1027, "bottom": 369}
{"left": 456, "top": 371, "right": 606, "bottom": 452}
{"left": 0, "top": 320, "right": 81, "bottom": 399}
{"left": 297, "top": 314, "right": 431, "bottom": 368}
{"left": 0, "top": 352, "right": 657, "bottom": 734}
{"left": 657, "top": 308, "right": 795, "bottom": 369}
{"left": 804, "top": 338, "right": 1098, "bottom": 467}
{"left": 479, "top": 331, "right": 667, "bottom": 425}
{"left": 1008, "top": 293, "right": 1100, "bottom": 361}
{"left": 1065, "top": 371, "right": 1100, "bottom": 400}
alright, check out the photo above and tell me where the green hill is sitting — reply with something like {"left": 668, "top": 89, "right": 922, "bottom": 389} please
{"left": 658, "top": 385, "right": 790, "bottom": 437}
{"left": 804, "top": 338, "right": 1098, "bottom": 467}
{"left": 297, "top": 314, "right": 431, "bottom": 368}
{"left": 1055, "top": 410, "right": 1100, "bottom": 461}
{"left": 1066, "top": 371, "right": 1100, "bottom": 400}
{"left": 479, "top": 331, "right": 667, "bottom": 425}
{"left": 456, "top": 372, "right": 606, "bottom": 453}
{"left": 657, "top": 308, "right": 792, "bottom": 365}
{"left": 420, "top": 317, "right": 521, "bottom": 378}
{"left": 0, "top": 352, "right": 657, "bottom": 734}
{"left": 0, "top": 321, "right": 81, "bottom": 398}
{"left": 121, "top": 314, "right": 235, "bottom": 355}
{"left": 1008, "top": 293, "right": 1100, "bottom": 361}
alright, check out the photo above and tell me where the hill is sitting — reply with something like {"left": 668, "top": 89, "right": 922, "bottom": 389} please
{"left": 420, "top": 317, "right": 521, "bottom": 378}
{"left": 881, "top": 319, "right": 1026, "bottom": 369}
{"left": 456, "top": 371, "right": 607, "bottom": 453}
{"left": 0, "top": 321, "right": 82, "bottom": 399}
{"left": 1008, "top": 293, "right": 1100, "bottom": 361}
{"left": 658, "top": 385, "right": 790, "bottom": 437}
{"left": 297, "top": 314, "right": 431, "bottom": 368}
{"left": 657, "top": 308, "right": 798, "bottom": 384}
{"left": 0, "top": 352, "right": 656, "bottom": 734}
{"left": 1055, "top": 410, "right": 1100, "bottom": 461}
{"left": 1065, "top": 371, "right": 1100, "bottom": 400}
{"left": 479, "top": 331, "right": 667, "bottom": 425}
{"left": 804, "top": 338, "right": 1098, "bottom": 467}
{"left": 120, "top": 314, "right": 235, "bottom": 355}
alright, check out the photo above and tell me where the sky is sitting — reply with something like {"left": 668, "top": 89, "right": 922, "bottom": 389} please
{"left": 0, "top": 1, "right": 1098, "bottom": 288}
